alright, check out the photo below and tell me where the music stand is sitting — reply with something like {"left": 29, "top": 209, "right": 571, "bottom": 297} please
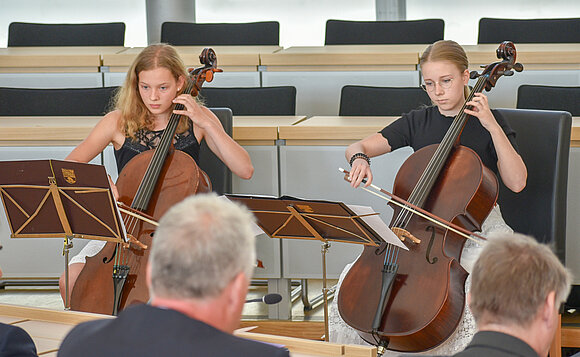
{"left": 226, "top": 194, "right": 386, "bottom": 341}
{"left": 0, "top": 159, "right": 126, "bottom": 309}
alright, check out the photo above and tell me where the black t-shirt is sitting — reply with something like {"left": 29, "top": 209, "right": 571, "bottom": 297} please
{"left": 379, "top": 106, "right": 518, "bottom": 176}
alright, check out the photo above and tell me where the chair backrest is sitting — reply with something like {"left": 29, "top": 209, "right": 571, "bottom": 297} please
{"left": 516, "top": 85, "right": 580, "bottom": 116}
{"left": 200, "top": 86, "right": 296, "bottom": 115}
{"left": 8, "top": 22, "right": 126, "bottom": 47}
{"left": 0, "top": 87, "right": 118, "bottom": 116}
{"left": 478, "top": 17, "right": 580, "bottom": 44}
{"left": 339, "top": 85, "right": 431, "bottom": 116}
{"left": 201, "top": 108, "right": 233, "bottom": 194}
{"left": 324, "top": 19, "right": 444, "bottom": 45}
{"left": 495, "top": 108, "right": 571, "bottom": 262}
{"left": 161, "top": 21, "right": 279, "bottom": 46}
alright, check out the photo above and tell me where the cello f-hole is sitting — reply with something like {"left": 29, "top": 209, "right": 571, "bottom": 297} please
{"left": 103, "top": 245, "right": 118, "bottom": 264}
{"left": 425, "top": 226, "right": 438, "bottom": 264}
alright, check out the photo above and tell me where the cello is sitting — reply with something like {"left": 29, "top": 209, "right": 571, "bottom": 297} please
{"left": 337, "top": 42, "right": 523, "bottom": 353}
{"left": 69, "top": 48, "right": 221, "bottom": 315}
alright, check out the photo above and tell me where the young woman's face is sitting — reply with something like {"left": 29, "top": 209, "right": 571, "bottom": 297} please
{"left": 138, "top": 67, "right": 184, "bottom": 120}
{"left": 421, "top": 60, "right": 469, "bottom": 116}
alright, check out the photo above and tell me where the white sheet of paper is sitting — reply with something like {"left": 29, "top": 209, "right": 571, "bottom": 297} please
{"left": 346, "top": 204, "right": 408, "bottom": 251}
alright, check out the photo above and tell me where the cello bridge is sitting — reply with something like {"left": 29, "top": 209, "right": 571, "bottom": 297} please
{"left": 391, "top": 227, "right": 421, "bottom": 244}
{"left": 122, "top": 234, "right": 148, "bottom": 250}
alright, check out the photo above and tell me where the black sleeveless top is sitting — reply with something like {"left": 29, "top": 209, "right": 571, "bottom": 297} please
{"left": 114, "top": 125, "right": 201, "bottom": 174}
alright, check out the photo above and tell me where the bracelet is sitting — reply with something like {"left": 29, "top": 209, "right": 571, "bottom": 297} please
{"left": 349, "top": 152, "right": 370, "bottom": 167}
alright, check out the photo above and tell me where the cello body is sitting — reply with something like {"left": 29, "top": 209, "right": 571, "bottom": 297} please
{"left": 338, "top": 145, "right": 498, "bottom": 351}
{"left": 70, "top": 150, "right": 210, "bottom": 314}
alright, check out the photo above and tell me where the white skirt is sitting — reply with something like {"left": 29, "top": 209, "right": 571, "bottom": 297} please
{"left": 69, "top": 240, "right": 107, "bottom": 265}
{"left": 328, "top": 205, "right": 513, "bottom": 355}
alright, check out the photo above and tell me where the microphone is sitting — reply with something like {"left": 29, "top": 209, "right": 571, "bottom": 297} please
{"left": 245, "top": 293, "right": 282, "bottom": 305}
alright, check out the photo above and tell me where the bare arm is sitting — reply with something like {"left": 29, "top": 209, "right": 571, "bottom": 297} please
{"left": 465, "top": 93, "right": 527, "bottom": 192}
{"left": 66, "top": 111, "right": 124, "bottom": 163}
{"left": 345, "top": 133, "right": 392, "bottom": 188}
{"left": 172, "top": 95, "right": 254, "bottom": 179}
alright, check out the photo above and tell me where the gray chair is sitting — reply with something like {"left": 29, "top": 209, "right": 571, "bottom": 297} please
{"left": 516, "top": 85, "right": 580, "bottom": 116}
{"left": 201, "top": 108, "right": 233, "bottom": 195}
{"left": 161, "top": 21, "right": 279, "bottom": 46}
{"left": 478, "top": 17, "right": 580, "bottom": 44}
{"left": 339, "top": 85, "right": 431, "bottom": 116}
{"left": 0, "top": 87, "right": 118, "bottom": 116}
{"left": 325, "top": 19, "right": 444, "bottom": 45}
{"left": 200, "top": 86, "right": 296, "bottom": 115}
{"left": 8, "top": 22, "right": 125, "bottom": 47}
{"left": 495, "top": 109, "right": 571, "bottom": 263}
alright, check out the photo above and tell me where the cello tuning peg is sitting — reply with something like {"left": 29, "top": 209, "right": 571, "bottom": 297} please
{"left": 469, "top": 71, "right": 480, "bottom": 79}
{"left": 503, "top": 70, "right": 514, "bottom": 76}
{"left": 513, "top": 63, "right": 524, "bottom": 72}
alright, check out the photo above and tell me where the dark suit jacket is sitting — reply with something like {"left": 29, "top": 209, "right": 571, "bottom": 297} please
{"left": 58, "top": 304, "right": 290, "bottom": 357}
{"left": 452, "top": 331, "right": 539, "bottom": 357}
{"left": 0, "top": 322, "right": 38, "bottom": 357}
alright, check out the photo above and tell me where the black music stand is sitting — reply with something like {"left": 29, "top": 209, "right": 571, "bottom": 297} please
{"left": 226, "top": 194, "right": 386, "bottom": 341}
{"left": 0, "top": 159, "right": 126, "bottom": 309}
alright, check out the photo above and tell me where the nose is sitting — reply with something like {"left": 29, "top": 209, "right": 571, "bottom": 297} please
{"left": 434, "top": 82, "right": 445, "bottom": 95}
{"left": 150, "top": 88, "right": 160, "bottom": 100}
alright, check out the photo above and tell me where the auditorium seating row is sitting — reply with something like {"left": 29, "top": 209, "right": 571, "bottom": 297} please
{"left": 6, "top": 17, "right": 580, "bottom": 47}
{"left": 1, "top": 84, "right": 579, "bottom": 117}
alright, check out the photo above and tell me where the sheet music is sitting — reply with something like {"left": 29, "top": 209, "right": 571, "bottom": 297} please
{"left": 219, "top": 195, "right": 266, "bottom": 236}
{"left": 346, "top": 204, "right": 408, "bottom": 251}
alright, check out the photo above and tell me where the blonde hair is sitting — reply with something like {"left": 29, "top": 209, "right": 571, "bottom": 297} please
{"left": 114, "top": 43, "right": 190, "bottom": 139}
{"left": 470, "top": 233, "right": 572, "bottom": 327}
{"left": 149, "top": 194, "right": 256, "bottom": 300}
{"left": 420, "top": 40, "right": 471, "bottom": 99}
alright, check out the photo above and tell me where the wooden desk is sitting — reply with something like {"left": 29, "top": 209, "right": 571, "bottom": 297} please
{"left": 260, "top": 44, "right": 422, "bottom": 72}
{"left": 261, "top": 45, "right": 422, "bottom": 116}
{"left": 103, "top": 45, "right": 281, "bottom": 73}
{"left": 463, "top": 44, "right": 580, "bottom": 71}
{"left": 572, "top": 117, "right": 580, "bottom": 147}
{"left": 0, "top": 47, "right": 124, "bottom": 74}
{"left": 102, "top": 45, "right": 281, "bottom": 88}
{"left": 234, "top": 115, "right": 305, "bottom": 146}
{"left": 0, "top": 304, "right": 375, "bottom": 357}
{"left": 0, "top": 116, "right": 100, "bottom": 146}
{"left": 279, "top": 116, "right": 397, "bottom": 145}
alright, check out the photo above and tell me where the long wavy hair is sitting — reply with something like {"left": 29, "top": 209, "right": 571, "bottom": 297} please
{"left": 420, "top": 40, "right": 471, "bottom": 99}
{"left": 114, "top": 43, "right": 189, "bottom": 140}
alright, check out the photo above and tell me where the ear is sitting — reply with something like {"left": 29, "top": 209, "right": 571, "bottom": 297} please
{"left": 146, "top": 263, "right": 152, "bottom": 290}
{"left": 542, "top": 291, "right": 557, "bottom": 322}
{"left": 462, "top": 68, "right": 470, "bottom": 85}
{"left": 222, "top": 272, "right": 249, "bottom": 332}
{"left": 177, "top": 76, "right": 186, "bottom": 91}
{"left": 228, "top": 272, "right": 249, "bottom": 306}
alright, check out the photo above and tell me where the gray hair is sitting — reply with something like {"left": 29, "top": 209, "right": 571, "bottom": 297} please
{"left": 149, "top": 194, "right": 256, "bottom": 300}
{"left": 469, "top": 233, "right": 572, "bottom": 326}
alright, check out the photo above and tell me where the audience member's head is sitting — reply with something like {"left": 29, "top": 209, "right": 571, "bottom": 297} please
{"left": 469, "top": 233, "right": 572, "bottom": 356}
{"left": 147, "top": 194, "right": 256, "bottom": 332}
